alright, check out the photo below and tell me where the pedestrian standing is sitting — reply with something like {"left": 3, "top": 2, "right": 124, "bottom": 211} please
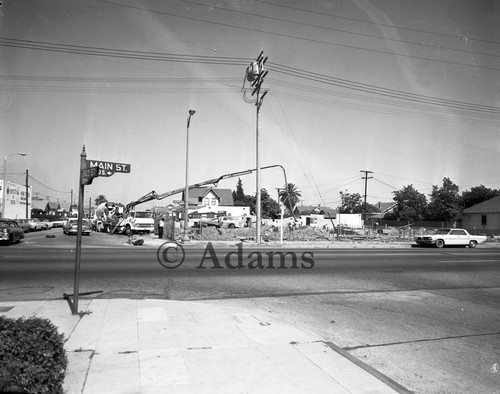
{"left": 158, "top": 217, "right": 164, "bottom": 239}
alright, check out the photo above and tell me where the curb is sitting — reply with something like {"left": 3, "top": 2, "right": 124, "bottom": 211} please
{"left": 324, "top": 342, "right": 414, "bottom": 394}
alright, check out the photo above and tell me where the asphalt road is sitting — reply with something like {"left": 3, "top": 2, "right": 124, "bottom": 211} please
{"left": 1, "top": 229, "right": 499, "bottom": 393}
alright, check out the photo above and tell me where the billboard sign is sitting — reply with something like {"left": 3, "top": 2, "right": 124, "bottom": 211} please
{"left": 0, "top": 180, "right": 32, "bottom": 219}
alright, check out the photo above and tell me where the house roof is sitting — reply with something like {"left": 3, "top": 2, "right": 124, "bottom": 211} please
{"left": 463, "top": 196, "right": 500, "bottom": 213}
{"left": 46, "top": 202, "right": 60, "bottom": 210}
{"left": 183, "top": 188, "right": 234, "bottom": 206}
{"left": 31, "top": 199, "right": 46, "bottom": 210}
{"left": 58, "top": 202, "right": 72, "bottom": 212}
{"left": 374, "top": 202, "right": 397, "bottom": 213}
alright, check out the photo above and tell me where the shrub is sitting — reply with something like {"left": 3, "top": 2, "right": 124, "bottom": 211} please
{"left": 0, "top": 316, "right": 67, "bottom": 394}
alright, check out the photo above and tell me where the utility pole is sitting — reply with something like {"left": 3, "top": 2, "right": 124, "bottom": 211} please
{"left": 242, "top": 51, "right": 268, "bottom": 243}
{"left": 25, "top": 169, "right": 29, "bottom": 219}
{"left": 360, "top": 170, "right": 373, "bottom": 223}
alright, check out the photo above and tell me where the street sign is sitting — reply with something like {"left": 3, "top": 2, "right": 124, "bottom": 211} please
{"left": 81, "top": 166, "right": 99, "bottom": 185}
{"left": 86, "top": 160, "right": 131, "bottom": 177}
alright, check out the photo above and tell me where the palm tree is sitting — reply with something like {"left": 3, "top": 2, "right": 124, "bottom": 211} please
{"left": 94, "top": 195, "right": 107, "bottom": 206}
{"left": 279, "top": 183, "right": 301, "bottom": 217}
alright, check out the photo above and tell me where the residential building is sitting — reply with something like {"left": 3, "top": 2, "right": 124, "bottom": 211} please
{"left": 369, "top": 202, "right": 397, "bottom": 219}
{"left": 462, "top": 196, "right": 500, "bottom": 234}
{"left": 181, "top": 187, "right": 250, "bottom": 218}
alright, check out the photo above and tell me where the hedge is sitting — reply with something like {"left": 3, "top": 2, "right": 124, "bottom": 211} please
{"left": 0, "top": 316, "right": 67, "bottom": 394}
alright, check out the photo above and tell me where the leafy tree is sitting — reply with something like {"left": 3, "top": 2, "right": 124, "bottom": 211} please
{"left": 94, "top": 195, "right": 107, "bottom": 206}
{"left": 337, "top": 191, "right": 377, "bottom": 216}
{"left": 389, "top": 184, "right": 427, "bottom": 221}
{"left": 279, "top": 183, "right": 301, "bottom": 217}
{"left": 462, "top": 185, "right": 499, "bottom": 209}
{"left": 337, "top": 191, "right": 363, "bottom": 214}
{"left": 427, "top": 178, "right": 462, "bottom": 221}
{"left": 261, "top": 189, "right": 280, "bottom": 218}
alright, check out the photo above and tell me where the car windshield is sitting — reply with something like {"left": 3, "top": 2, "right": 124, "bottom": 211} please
{"left": 69, "top": 219, "right": 88, "bottom": 224}
{"left": 134, "top": 212, "right": 151, "bottom": 218}
{"left": 434, "top": 229, "right": 451, "bottom": 235}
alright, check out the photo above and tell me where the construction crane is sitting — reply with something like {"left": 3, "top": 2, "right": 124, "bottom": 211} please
{"left": 110, "top": 164, "right": 288, "bottom": 234}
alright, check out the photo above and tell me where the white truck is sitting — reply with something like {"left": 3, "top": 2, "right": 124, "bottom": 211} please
{"left": 414, "top": 228, "right": 488, "bottom": 248}
{"left": 114, "top": 209, "right": 154, "bottom": 235}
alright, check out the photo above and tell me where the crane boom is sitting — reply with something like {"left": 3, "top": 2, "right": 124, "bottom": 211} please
{"left": 110, "top": 164, "right": 287, "bottom": 234}
{"left": 125, "top": 164, "right": 287, "bottom": 213}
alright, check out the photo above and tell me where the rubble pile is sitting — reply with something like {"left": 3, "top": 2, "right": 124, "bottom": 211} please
{"left": 190, "top": 226, "right": 334, "bottom": 242}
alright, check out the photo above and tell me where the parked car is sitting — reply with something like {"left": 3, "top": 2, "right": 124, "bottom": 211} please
{"left": 15, "top": 219, "right": 31, "bottom": 233}
{"left": 219, "top": 216, "right": 244, "bottom": 229}
{"left": 0, "top": 219, "right": 25, "bottom": 245}
{"left": 63, "top": 218, "right": 91, "bottom": 235}
{"left": 50, "top": 217, "right": 67, "bottom": 228}
{"left": 41, "top": 219, "right": 53, "bottom": 229}
{"left": 414, "top": 228, "right": 488, "bottom": 248}
{"left": 28, "top": 218, "right": 45, "bottom": 231}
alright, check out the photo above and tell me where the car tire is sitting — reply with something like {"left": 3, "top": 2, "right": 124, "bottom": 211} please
{"left": 125, "top": 225, "right": 132, "bottom": 236}
{"left": 435, "top": 239, "right": 445, "bottom": 248}
{"left": 228, "top": 223, "right": 235, "bottom": 229}
{"left": 468, "top": 240, "right": 477, "bottom": 248}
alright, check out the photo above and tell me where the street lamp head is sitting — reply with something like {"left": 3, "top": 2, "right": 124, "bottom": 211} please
{"left": 188, "top": 109, "right": 196, "bottom": 116}
{"left": 5, "top": 152, "right": 26, "bottom": 159}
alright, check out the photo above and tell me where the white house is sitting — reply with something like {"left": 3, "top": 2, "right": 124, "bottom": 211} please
{"left": 182, "top": 187, "right": 250, "bottom": 218}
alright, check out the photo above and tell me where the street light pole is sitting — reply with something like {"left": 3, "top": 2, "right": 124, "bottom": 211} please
{"left": 2, "top": 152, "right": 26, "bottom": 218}
{"left": 182, "top": 109, "right": 196, "bottom": 243}
{"left": 25, "top": 168, "right": 29, "bottom": 219}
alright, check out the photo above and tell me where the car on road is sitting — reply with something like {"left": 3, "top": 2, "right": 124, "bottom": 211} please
{"left": 50, "top": 217, "right": 67, "bottom": 228}
{"left": 15, "top": 219, "right": 31, "bottom": 233}
{"left": 0, "top": 218, "right": 25, "bottom": 245}
{"left": 28, "top": 218, "right": 45, "bottom": 231}
{"left": 414, "top": 228, "right": 487, "bottom": 248}
{"left": 63, "top": 218, "right": 91, "bottom": 235}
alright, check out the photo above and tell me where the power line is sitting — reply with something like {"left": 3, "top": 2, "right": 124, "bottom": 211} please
{"left": 253, "top": 0, "right": 500, "bottom": 47}
{"left": 1, "top": 37, "right": 497, "bottom": 115}
{"left": 91, "top": 1, "right": 500, "bottom": 71}
{"left": 270, "top": 79, "right": 500, "bottom": 119}
{"left": 374, "top": 172, "right": 435, "bottom": 186}
{"left": 28, "top": 175, "right": 72, "bottom": 194}
{"left": 268, "top": 63, "right": 500, "bottom": 115}
{"left": 176, "top": 0, "right": 500, "bottom": 60}
{"left": 0, "top": 37, "right": 249, "bottom": 65}
{"left": 372, "top": 177, "right": 398, "bottom": 190}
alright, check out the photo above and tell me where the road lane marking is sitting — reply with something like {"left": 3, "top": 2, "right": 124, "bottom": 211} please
{"left": 438, "top": 260, "right": 499, "bottom": 263}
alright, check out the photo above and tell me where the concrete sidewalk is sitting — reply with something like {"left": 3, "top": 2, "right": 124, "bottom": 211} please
{"left": 1, "top": 299, "right": 408, "bottom": 394}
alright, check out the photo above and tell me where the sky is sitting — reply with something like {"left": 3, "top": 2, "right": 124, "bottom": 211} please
{"left": 1, "top": 0, "right": 499, "bottom": 211}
